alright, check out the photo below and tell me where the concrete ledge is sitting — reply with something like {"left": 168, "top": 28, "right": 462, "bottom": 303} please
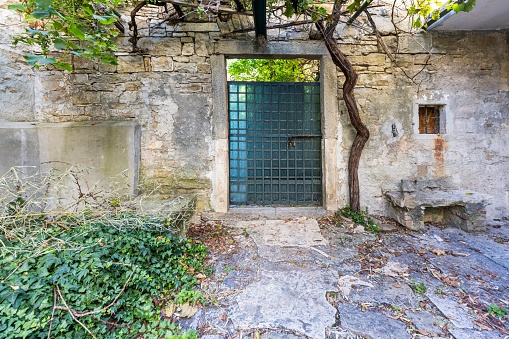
{"left": 0, "top": 121, "right": 141, "bottom": 195}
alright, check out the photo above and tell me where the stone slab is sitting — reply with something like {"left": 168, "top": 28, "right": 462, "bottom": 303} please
{"left": 427, "top": 295, "right": 474, "bottom": 329}
{"left": 230, "top": 269, "right": 336, "bottom": 339}
{"left": 244, "top": 218, "right": 327, "bottom": 247}
{"left": 337, "top": 303, "right": 411, "bottom": 339}
{"left": 449, "top": 328, "right": 506, "bottom": 339}
{"left": 405, "top": 310, "right": 448, "bottom": 335}
{"left": 348, "top": 280, "right": 418, "bottom": 308}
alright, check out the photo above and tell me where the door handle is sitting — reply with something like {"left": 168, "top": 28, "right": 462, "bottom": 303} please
{"left": 288, "top": 134, "right": 322, "bottom": 147}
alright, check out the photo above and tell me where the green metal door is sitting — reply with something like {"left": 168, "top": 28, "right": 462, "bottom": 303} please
{"left": 228, "top": 82, "right": 322, "bottom": 206}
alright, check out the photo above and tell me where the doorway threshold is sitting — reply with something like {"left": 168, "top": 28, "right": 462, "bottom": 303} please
{"left": 228, "top": 206, "right": 328, "bottom": 220}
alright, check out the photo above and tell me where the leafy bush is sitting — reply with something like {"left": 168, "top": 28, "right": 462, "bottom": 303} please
{"left": 338, "top": 205, "right": 380, "bottom": 234}
{"left": 0, "top": 216, "right": 206, "bottom": 338}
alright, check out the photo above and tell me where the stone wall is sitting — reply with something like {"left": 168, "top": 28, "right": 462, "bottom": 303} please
{"left": 0, "top": 0, "right": 508, "bottom": 218}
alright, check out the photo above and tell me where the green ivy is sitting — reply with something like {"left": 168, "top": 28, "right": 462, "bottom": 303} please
{"left": 9, "top": 0, "right": 126, "bottom": 71}
{"left": 0, "top": 216, "right": 206, "bottom": 338}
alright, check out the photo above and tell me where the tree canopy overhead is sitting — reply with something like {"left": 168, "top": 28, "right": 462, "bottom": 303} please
{"left": 227, "top": 58, "right": 320, "bottom": 82}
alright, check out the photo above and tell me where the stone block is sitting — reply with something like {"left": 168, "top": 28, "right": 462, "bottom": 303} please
{"left": 349, "top": 54, "right": 387, "bottom": 66}
{"left": 357, "top": 73, "right": 391, "bottom": 87}
{"left": 124, "top": 81, "right": 142, "bottom": 91}
{"left": 370, "top": 14, "right": 396, "bottom": 35}
{"left": 174, "top": 62, "right": 197, "bottom": 73}
{"left": 397, "top": 34, "right": 432, "bottom": 54}
{"left": 197, "top": 62, "right": 211, "bottom": 74}
{"left": 97, "top": 62, "right": 117, "bottom": 73}
{"left": 72, "top": 91, "right": 100, "bottom": 105}
{"left": 177, "top": 83, "right": 202, "bottom": 93}
{"left": 117, "top": 55, "right": 146, "bottom": 73}
{"left": 173, "top": 56, "right": 190, "bottom": 63}
{"left": 386, "top": 180, "right": 493, "bottom": 232}
{"left": 189, "top": 56, "right": 206, "bottom": 63}
{"left": 149, "top": 27, "right": 167, "bottom": 37}
{"left": 119, "top": 91, "right": 140, "bottom": 104}
{"left": 92, "top": 83, "right": 118, "bottom": 91}
{"left": 182, "top": 42, "right": 195, "bottom": 56}
{"left": 37, "top": 74, "right": 66, "bottom": 91}
{"left": 151, "top": 56, "right": 174, "bottom": 72}
{"left": 194, "top": 33, "right": 210, "bottom": 56}
{"left": 171, "top": 32, "right": 188, "bottom": 37}
{"left": 172, "top": 22, "right": 219, "bottom": 32}
{"left": 69, "top": 73, "right": 89, "bottom": 84}
{"left": 137, "top": 38, "right": 182, "bottom": 56}
{"left": 73, "top": 56, "right": 97, "bottom": 71}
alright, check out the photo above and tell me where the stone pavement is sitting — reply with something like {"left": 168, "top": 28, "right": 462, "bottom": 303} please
{"left": 179, "top": 210, "right": 509, "bottom": 339}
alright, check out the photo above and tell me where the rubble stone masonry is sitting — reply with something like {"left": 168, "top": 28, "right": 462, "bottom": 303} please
{"left": 1, "top": 0, "right": 508, "bottom": 218}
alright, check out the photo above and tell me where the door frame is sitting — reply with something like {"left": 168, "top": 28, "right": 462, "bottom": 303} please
{"left": 210, "top": 40, "right": 341, "bottom": 212}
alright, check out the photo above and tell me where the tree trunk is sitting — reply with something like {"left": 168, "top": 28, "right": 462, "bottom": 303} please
{"left": 317, "top": 22, "right": 370, "bottom": 212}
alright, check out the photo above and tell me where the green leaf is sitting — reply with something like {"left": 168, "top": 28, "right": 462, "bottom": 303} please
{"left": 347, "top": 0, "right": 362, "bottom": 13}
{"left": 52, "top": 21, "right": 64, "bottom": 30}
{"left": 69, "top": 24, "right": 85, "bottom": 40}
{"left": 284, "top": 0, "right": 295, "bottom": 17}
{"left": 26, "top": 28, "right": 47, "bottom": 36}
{"left": 31, "top": 10, "right": 51, "bottom": 19}
{"left": 35, "top": 0, "right": 53, "bottom": 10}
{"left": 23, "top": 54, "right": 44, "bottom": 66}
{"left": 48, "top": 8, "right": 65, "bottom": 20}
{"left": 92, "top": 14, "right": 116, "bottom": 25}
{"left": 7, "top": 4, "right": 26, "bottom": 11}
{"left": 53, "top": 38, "right": 66, "bottom": 50}
{"left": 413, "top": 17, "right": 422, "bottom": 29}
{"left": 82, "top": 5, "right": 94, "bottom": 16}
{"left": 53, "top": 60, "right": 72, "bottom": 72}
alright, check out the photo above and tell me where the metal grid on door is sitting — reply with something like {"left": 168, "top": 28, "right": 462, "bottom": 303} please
{"left": 228, "top": 82, "right": 322, "bottom": 206}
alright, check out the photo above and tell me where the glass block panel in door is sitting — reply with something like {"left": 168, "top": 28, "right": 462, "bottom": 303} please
{"left": 228, "top": 82, "right": 321, "bottom": 205}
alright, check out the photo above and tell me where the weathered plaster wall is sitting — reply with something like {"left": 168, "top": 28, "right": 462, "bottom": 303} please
{"left": 338, "top": 26, "right": 509, "bottom": 219}
{"left": 0, "top": 0, "right": 35, "bottom": 121}
{"left": 0, "top": 1, "right": 508, "bottom": 218}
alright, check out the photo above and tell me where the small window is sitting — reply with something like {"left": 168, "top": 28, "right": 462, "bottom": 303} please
{"left": 418, "top": 105, "right": 442, "bottom": 134}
